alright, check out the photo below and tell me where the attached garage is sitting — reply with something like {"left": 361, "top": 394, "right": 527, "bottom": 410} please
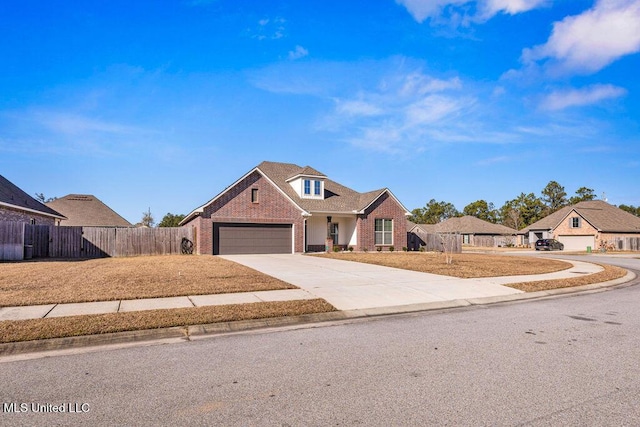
{"left": 557, "top": 235, "right": 595, "bottom": 252}
{"left": 213, "top": 223, "right": 293, "bottom": 255}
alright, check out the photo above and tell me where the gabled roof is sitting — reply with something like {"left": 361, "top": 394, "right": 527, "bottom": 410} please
{"left": 286, "top": 165, "right": 327, "bottom": 181}
{"left": 181, "top": 161, "right": 410, "bottom": 224}
{"left": 436, "top": 216, "right": 517, "bottom": 235}
{"left": 257, "top": 161, "right": 410, "bottom": 214}
{"left": 523, "top": 200, "right": 640, "bottom": 233}
{"left": 407, "top": 221, "right": 438, "bottom": 234}
{"left": 408, "top": 216, "right": 516, "bottom": 235}
{"left": 46, "top": 194, "right": 132, "bottom": 227}
{"left": 0, "top": 174, "right": 65, "bottom": 219}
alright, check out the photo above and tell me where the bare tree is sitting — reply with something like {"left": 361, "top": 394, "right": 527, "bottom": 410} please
{"left": 437, "top": 232, "right": 460, "bottom": 265}
{"left": 141, "top": 208, "right": 155, "bottom": 228}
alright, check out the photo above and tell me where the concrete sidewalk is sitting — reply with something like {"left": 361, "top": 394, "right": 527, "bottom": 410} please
{"left": 0, "top": 289, "right": 317, "bottom": 321}
{"left": 0, "top": 254, "right": 609, "bottom": 321}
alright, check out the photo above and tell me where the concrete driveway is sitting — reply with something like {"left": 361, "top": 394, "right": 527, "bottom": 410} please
{"left": 220, "top": 254, "right": 527, "bottom": 310}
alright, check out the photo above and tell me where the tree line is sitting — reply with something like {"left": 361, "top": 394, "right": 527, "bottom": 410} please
{"left": 410, "top": 181, "right": 640, "bottom": 230}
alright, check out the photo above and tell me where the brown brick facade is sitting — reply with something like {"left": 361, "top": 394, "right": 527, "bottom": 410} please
{"left": 184, "top": 171, "right": 305, "bottom": 254}
{"left": 0, "top": 206, "right": 56, "bottom": 225}
{"left": 357, "top": 192, "right": 408, "bottom": 251}
{"left": 552, "top": 213, "right": 598, "bottom": 238}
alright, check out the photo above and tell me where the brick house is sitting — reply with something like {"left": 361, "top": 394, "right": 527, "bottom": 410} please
{"left": 0, "top": 174, "right": 65, "bottom": 225}
{"left": 180, "top": 161, "right": 411, "bottom": 255}
{"left": 521, "top": 200, "right": 640, "bottom": 251}
{"left": 409, "top": 216, "right": 518, "bottom": 249}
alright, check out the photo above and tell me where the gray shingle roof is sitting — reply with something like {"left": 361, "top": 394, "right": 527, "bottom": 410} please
{"left": 182, "top": 161, "right": 410, "bottom": 225}
{"left": 435, "top": 216, "right": 518, "bottom": 235}
{"left": 408, "top": 216, "right": 516, "bottom": 235}
{"left": 46, "top": 194, "right": 132, "bottom": 227}
{"left": 256, "top": 161, "right": 401, "bottom": 213}
{"left": 523, "top": 200, "right": 640, "bottom": 233}
{"left": 0, "top": 174, "right": 65, "bottom": 219}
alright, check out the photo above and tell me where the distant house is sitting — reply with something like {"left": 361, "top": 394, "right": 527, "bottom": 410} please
{"left": 522, "top": 200, "right": 640, "bottom": 251}
{"left": 0, "top": 174, "right": 65, "bottom": 225}
{"left": 435, "top": 216, "right": 518, "bottom": 247}
{"left": 407, "top": 216, "right": 517, "bottom": 249}
{"left": 46, "top": 194, "right": 132, "bottom": 227}
{"left": 181, "top": 161, "right": 410, "bottom": 255}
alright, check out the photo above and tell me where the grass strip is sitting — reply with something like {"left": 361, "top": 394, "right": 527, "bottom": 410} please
{"left": 507, "top": 264, "right": 628, "bottom": 292}
{"left": 315, "top": 252, "right": 571, "bottom": 278}
{"left": 0, "top": 299, "right": 336, "bottom": 344}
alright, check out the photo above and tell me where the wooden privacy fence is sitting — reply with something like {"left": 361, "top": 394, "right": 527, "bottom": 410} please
{"left": 610, "top": 237, "right": 640, "bottom": 251}
{"left": 470, "top": 235, "right": 517, "bottom": 248}
{"left": 0, "top": 222, "right": 194, "bottom": 260}
{"left": 407, "top": 230, "right": 462, "bottom": 253}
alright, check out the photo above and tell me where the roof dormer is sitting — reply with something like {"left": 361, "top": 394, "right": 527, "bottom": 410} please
{"left": 286, "top": 166, "right": 327, "bottom": 200}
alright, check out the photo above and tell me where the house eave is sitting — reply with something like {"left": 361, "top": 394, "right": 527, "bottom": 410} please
{"left": 0, "top": 201, "right": 66, "bottom": 220}
{"left": 357, "top": 189, "right": 411, "bottom": 216}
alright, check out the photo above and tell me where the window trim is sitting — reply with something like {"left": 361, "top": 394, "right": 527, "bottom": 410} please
{"left": 303, "top": 179, "right": 311, "bottom": 195}
{"left": 314, "top": 180, "right": 321, "bottom": 196}
{"left": 251, "top": 188, "right": 259, "bottom": 203}
{"left": 570, "top": 217, "right": 581, "bottom": 228}
{"left": 374, "top": 218, "right": 393, "bottom": 245}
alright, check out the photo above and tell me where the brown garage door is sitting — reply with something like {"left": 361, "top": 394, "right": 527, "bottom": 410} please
{"left": 214, "top": 223, "right": 292, "bottom": 255}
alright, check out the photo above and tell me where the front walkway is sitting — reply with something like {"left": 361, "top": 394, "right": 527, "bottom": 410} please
{"left": 220, "top": 254, "right": 603, "bottom": 310}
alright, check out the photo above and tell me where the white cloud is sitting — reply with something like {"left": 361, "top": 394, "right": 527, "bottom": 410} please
{"left": 335, "top": 99, "right": 384, "bottom": 117}
{"left": 540, "top": 84, "right": 627, "bottom": 110}
{"left": 400, "top": 73, "right": 462, "bottom": 95}
{"left": 251, "top": 17, "right": 286, "bottom": 40}
{"left": 37, "top": 111, "right": 142, "bottom": 135}
{"left": 327, "top": 70, "right": 483, "bottom": 152}
{"left": 481, "top": 0, "right": 548, "bottom": 17}
{"left": 288, "top": 45, "right": 309, "bottom": 60}
{"left": 523, "top": 0, "right": 640, "bottom": 74}
{"left": 396, "top": 0, "right": 547, "bottom": 24}
{"left": 395, "top": 0, "right": 467, "bottom": 23}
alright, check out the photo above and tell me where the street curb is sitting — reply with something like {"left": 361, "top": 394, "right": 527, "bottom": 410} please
{"left": 0, "top": 326, "right": 189, "bottom": 357}
{"left": 1, "top": 270, "right": 636, "bottom": 357}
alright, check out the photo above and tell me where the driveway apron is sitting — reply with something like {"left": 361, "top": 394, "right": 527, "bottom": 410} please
{"left": 219, "top": 254, "right": 523, "bottom": 310}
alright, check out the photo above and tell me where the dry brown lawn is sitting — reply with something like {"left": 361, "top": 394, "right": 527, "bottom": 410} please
{"left": 0, "top": 299, "right": 336, "bottom": 344}
{"left": 0, "top": 253, "right": 629, "bottom": 344}
{"left": 315, "top": 252, "right": 571, "bottom": 278}
{"left": 507, "top": 263, "right": 627, "bottom": 292}
{"left": 0, "top": 255, "right": 295, "bottom": 307}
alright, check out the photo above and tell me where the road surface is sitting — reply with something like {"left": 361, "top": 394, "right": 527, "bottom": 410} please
{"left": 1, "top": 256, "right": 639, "bottom": 426}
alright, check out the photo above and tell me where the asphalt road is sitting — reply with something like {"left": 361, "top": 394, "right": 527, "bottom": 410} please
{"left": 1, "top": 256, "right": 639, "bottom": 426}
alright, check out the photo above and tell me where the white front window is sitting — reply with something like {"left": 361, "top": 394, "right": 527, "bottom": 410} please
{"left": 375, "top": 219, "right": 393, "bottom": 245}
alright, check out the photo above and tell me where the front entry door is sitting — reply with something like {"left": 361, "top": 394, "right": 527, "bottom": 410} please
{"left": 330, "top": 223, "right": 339, "bottom": 245}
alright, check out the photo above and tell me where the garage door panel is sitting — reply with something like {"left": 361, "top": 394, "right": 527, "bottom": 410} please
{"left": 558, "top": 235, "right": 595, "bottom": 251}
{"left": 214, "top": 223, "right": 292, "bottom": 255}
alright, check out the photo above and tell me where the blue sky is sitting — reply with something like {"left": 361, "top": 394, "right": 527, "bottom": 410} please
{"left": 1, "top": 0, "right": 639, "bottom": 224}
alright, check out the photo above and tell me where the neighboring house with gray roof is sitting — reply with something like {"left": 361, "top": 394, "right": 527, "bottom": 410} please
{"left": 181, "top": 161, "right": 411, "bottom": 254}
{"left": 435, "top": 216, "right": 518, "bottom": 247}
{"left": 46, "top": 194, "right": 132, "bottom": 227}
{"left": 521, "top": 200, "right": 640, "bottom": 251}
{"left": 0, "top": 174, "right": 65, "bottom": 225}
{"left": 407, "top": 216, "right": 517, "bottom": 249}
